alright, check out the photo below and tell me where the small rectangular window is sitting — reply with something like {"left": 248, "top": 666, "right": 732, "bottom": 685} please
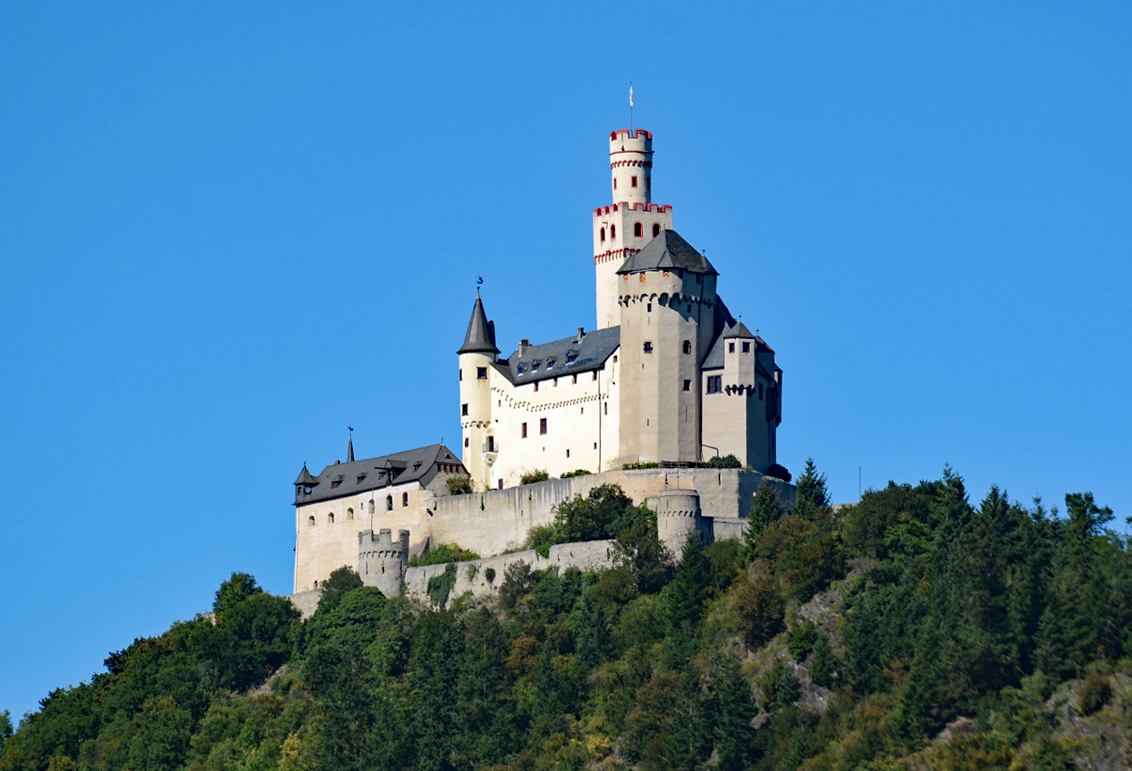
{"left": 464, "top": 437, "right": 469, "bottom": 447}
{"left": 534, "top": 381, "right": 539, "bottom": 392}
{"left": 647, "top": 303, "right": 652, "bottom": 312}
{"left": 459, "top": 369, "right": 462, "bottom": 381}
{"left": 572, "top": 374, "right": 578, "bottom": 384}
{"left": 522, "top": 422, "right": 527, "bottom": 438}
{"left": 477, "top": 366, "right": 488, "bottom": 379}
{"left": 566, "top": 449, "right": 570, "bottom": 458}
{"left": 462, "top": 403, "right": 469, "bottom": 415}
{"left": 643, "top": 341, "right": 653, "bottom": 353}
{"left": 593, "top": 371, "right": 598, "bottom": 380}
{"left": 742, "top": 342, "right": 751, "bottom": 353}
{"left": 498, "top": 479, "right": 504, "bottom": 490}
{"left": 632, "top": 176, "right": 638, "bottom": 187}
{"left": 728, "top": 342, "right": 735, "bottom": 353}
{"left": 540, "top": 418, "right": 547, "bottom": 435}
{"left": 707, "top": 375, "right": 722, "bottom": 394}
{"left": 683, "top": 379, "right": 691, "bottom": 391}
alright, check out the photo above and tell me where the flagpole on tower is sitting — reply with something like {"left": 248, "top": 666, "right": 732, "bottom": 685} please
{"left": 629, "top": 82, "right": 634, "bottom": 133}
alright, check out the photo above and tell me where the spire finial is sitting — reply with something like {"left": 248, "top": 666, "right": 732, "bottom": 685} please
{"left": 347, "top": 428, "right": 355, "bottom": 463}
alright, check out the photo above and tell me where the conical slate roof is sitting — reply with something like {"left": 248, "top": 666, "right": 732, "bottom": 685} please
{"left": 458, "top": 292, "right": 500, "bottom": 355}
{"left": 616, "top": 229, "right": 718, "bottom": 276}
{"left": 294, "top": 465, "right": 317, "bottom": 487}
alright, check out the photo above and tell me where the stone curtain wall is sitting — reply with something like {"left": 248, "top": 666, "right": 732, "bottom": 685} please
{"left": 402, "top": 540, "right": 616, "bottom": 602}
{"left": 428, "top": 467, "right": 794, "bottom": 557}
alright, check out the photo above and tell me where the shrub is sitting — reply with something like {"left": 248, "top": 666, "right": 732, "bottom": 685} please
{"left": 734, "top": 567, "right": 785, "bottom": 650}
{"left": 560, "top": 468, "right": 592, "bottom": 478}
{"left": 622, "top": 462, "right": 659, "bottom": 470}
{"left": 408, "top": 542, "right": 480, "bottom": 567}
{"left": 760, "top": 659, "right": 801, "bottom": 712}
{"left": 446, "top": 474, "right": 473, "bottom": 495}
{"left": 484, "top": 566, "right": 496, "bottom": 584}
{"left": 1078, "top": 672, "right": 1112, "bottom": 715}
{"left": 520, "top": 469, "right": 549, "bottom": 485}
{"left": 705, "top": 454, "right": 742, "bottom": 469}
{"left": 426, "top": 563, "right": 458, "bottom": 609}
{"left": 787, "top": 621, "right": 818, "bottom": 661}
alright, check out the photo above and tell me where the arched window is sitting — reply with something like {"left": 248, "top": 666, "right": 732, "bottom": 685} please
{"left": 683, "top": 340, "right": 691, "bottom": 354}
{"left": 402, "top": 492, "right": 409, "bottom": 507}
{"left": 328, "top": 512, "right": 335, "bottom": 524}
{"left": 308, "top": 515, "right": 316, "bottom": 527}
{"left": 634, "top": 222, "right": 642, "bottom": 238}
{"left": 610, "top": 225, "right": 616, "bottom": 239}
{"left": 386, "top": 495, "right": 393, "bottom": 511}
{"left": 653, "top": 223, "right": 661, "bottom": 237}
{"left": 347, "top": 508, "right": 354, "bottom": 520}
{"left": 369, "top": 499, "right": 375, "bottom": 514}
{"left": 600, "top": 227, "right": 606, "bottom": 242}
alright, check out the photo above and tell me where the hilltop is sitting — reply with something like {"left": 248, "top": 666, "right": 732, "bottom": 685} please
{"left": 2, "top": 463, "right": 1130, "bottom": 771}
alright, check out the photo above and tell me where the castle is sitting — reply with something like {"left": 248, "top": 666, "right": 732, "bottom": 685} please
{"left": 291, "top": 127, "right": 788, "bottom": 602}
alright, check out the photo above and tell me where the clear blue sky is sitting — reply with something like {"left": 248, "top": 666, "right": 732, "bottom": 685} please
{"left": 2, "top": 1, "right": 1129, "bottom": 721}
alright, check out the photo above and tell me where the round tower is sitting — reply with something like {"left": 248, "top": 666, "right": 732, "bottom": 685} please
{"left": 610, "top": 129, "right": 652, "bottom": 206}
{"left": 458, "top": 292, "right": 499, "bottom": 491}
{"left": 647, "top": 489, "right": 702, "bottom": 554}
{"left": 358, "top": 528, "right": 410, "bottom": 598}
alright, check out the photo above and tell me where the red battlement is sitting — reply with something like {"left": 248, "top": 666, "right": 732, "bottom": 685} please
{"left": 610, "top": 129, "right": 653, "bottom": 141}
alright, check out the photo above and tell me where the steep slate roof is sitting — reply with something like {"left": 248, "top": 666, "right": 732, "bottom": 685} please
{"left": 458, "top": 292, "right": 500, "bottom": 355}
{"left": 702, "top": 319, "right": 766, "bottom": 370}
{"left": 494, "top": 325, "right": 620, "bottom": 386}
{"left": 616, "top": 229, "right": 718, "bottom": 276}
{"left": 294, "top": 444, "right": 464, "bottom": 506}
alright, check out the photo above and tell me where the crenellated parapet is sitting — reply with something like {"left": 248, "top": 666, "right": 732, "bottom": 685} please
{"left": 358, "top": 528, "right": 410, "bottom": 598}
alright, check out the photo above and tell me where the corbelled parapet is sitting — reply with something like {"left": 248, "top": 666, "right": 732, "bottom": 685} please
{"left": 358, "top": 528, "right": 410, "bottom": 598}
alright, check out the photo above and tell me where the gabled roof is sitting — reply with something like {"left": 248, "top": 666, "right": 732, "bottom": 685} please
{"left": 495, "top": 326, "right": 620, "bottom": 386}
{"left": 295, "top": 444, "right": 464, "bottom": 506}
{"left": 458, "top": 292, "right": 500, "bottom": 355}
{"left": 616, "top": 229, "right": 718, "bottom": 276}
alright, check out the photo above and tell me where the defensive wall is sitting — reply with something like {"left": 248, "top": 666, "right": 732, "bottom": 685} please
{"left": 425, "top": 466, "right": 793, "bottom": 557}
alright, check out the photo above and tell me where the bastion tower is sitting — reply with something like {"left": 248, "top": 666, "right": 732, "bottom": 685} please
{"left": 593, "top": 130, "right": 674, "bottom": 330}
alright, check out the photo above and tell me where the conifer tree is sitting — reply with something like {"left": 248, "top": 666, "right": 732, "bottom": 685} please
{"left": 744, "top": 481, "right": 784, "bottom": 560}
{"left": 792, "top": 457, "right": 829, "bottom": 520}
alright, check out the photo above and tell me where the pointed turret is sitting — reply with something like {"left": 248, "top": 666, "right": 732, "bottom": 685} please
{"left": 347, "top": 433, "right": 355, "bottom": 463}
{"left": 294, "top": 464, "right": 317, "bottom": 487}
{"left": 458, "top": 292, "right": 499, "bottom": 355}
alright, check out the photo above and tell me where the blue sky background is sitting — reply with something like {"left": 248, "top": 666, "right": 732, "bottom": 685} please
{"left": 1, "top": 1, "right": 1129, "bottom": 721}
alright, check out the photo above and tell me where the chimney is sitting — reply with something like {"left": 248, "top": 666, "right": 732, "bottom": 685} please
{"left": 576, "top": 327, "right": 585, "bottom": 343}
{"left": 519, "top": 339, "right": 530, "bottom": 357}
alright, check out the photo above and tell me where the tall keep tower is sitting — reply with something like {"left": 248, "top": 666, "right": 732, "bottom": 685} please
{"left": 593, "top": 129, "right": 673, "bottom": 330}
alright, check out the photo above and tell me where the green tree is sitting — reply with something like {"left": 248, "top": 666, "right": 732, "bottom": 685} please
{"left": 0, "top": 710, "right": 11, "bottom": 753}
{"left": 810, "top": 633, "right": 841, "bottom": 689}
{"left": 743, "top": 481, "right": 784, "bottom": 559}
{"left": 792, "top": 456, "right": 829, "bottom": 520}
{"left": 733, "top": 567, "right": 785, "bottom": 650}
{"left": 705, "top": 652, "right": 758, "bottom": 770}
{"left": 213, "top": 572, "right": 263, "bottom": 615}
{"left": 314, "top": 566, "right": 363, "bottom": 615}
{"left": 667, "top": 535, "right": 709, "bottom": 630}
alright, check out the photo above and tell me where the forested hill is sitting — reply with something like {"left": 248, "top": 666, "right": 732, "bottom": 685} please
{"left": 3, "top": 464, "right": 1131, "bottom": 771}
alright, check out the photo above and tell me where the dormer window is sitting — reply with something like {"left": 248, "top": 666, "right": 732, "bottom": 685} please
{"left": 517, "top": 363, "right": 526, "bottom": 374}
{"left": 331, "top": 480, "right": 341, "bottom": 489}
{"left": 566, "top": 351, "right": 576, "bottom": 363}
{"left": 414, "top": 462, "right": 422, "bottom": 471}
{"left": 546, "top": 358, "right": 554, "bottom": 369}
{"left": 532, "top": 361, "right": 539, "bottom": 371}
{"left": 357, "top": 475, "right": 366, "bottom": 484}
